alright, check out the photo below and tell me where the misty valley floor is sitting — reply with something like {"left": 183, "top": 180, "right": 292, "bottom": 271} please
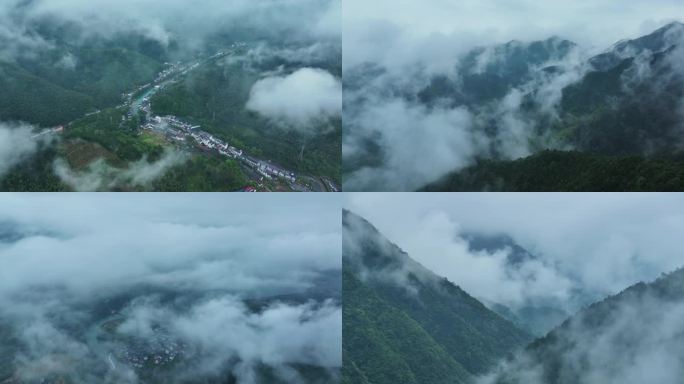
{"left": 0, "top": 194, "right": 343, "bottom": 384}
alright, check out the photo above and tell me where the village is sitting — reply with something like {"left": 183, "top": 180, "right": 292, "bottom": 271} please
{"left": 118, "top": 43, "right": 331, "bottom": 191}
{"left": 31, "top": 42, "right": 338, "bottom": 192}
{"left": 142, "top": 114, "right": 297, "bottom": 185}
{"left": 115, "top": 331, "right": 185, "bottom": 371}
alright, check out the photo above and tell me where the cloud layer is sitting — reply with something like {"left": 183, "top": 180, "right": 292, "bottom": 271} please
{"left": 342, "top": 0, "right": 684, "bottom": 191}
{"left": 0, "top": 194, "right": 341, "bottom": 382}
{"left": 52, "top": 149, "right": 187, "bottom": 191}
{"left": 0, "top": 123, "right": 41, "bottom": 177}
{"left": 346, "top": 193, "right": 684, "bottom": 313}
{"left": 479, "top": 273, "right": 684, "bottom": 384}
{"left": 247, "top": 68, "right": 342, "bottom": 132}
{"left": 0, "top": 0, "right": 340, "bottom": 61}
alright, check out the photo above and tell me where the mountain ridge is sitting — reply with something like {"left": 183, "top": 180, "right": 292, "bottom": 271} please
{"left": 343, "top": 210, "right": 532, "bottom": 384}
{"left": 489, "top": 266, "right": 684, "bottom": 384}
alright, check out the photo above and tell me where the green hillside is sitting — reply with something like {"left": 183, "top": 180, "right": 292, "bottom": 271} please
{"left": 0, "top": 61, "right": 95, "bottom": 126}
{"left": 422, "top": 150, "right": 684, "bottom": 192}
{"left": 492, "top": 267, "right": 684, "bottom": 384}
{"left": 0, "top": 44, "right": 162, "bottom": 127}
{"left": 343, "top": 211, "right": 532, "bottom": 384}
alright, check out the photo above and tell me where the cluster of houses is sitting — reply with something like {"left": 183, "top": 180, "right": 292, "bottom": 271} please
{"left": 121, "top": 43, "right": 310, "bottom": 188}
{"left": 190, "top": 130, "right": 244, "bottom": 160}
{"left": 141, "top": 115, "right": 299, "bottom": 184}
{"left": 118, "top": 333, "right": 184, "bottom": 370}
{"left": 243, "top": 156, "right": 296, "bottom": 183}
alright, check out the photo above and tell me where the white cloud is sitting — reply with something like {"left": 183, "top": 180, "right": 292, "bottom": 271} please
{"left": 52, "top": 149, "right": 187, "bottom": 191}
{"left": 344, "top": 99, "right": 483, "bottom": 191}
{"left": 0, "top": 0, "right": 340, "bottom": 62}
{"left": 346, "top": 193, "right": 684, "bottom": 311}
{"left": 247, "top": 68, "right": 341, "bottom": 131}
{"left": 0, "top": 194, "right": 341, "bottom": 299}
{"left": 0, "top": 194, "right": 342, "bottom": 380}
{"left": 118, "top": 297, "right": 342, "bottom": 380}
{"left": 480, "top": 286, "right": 684, "bottom": 384}
{"left": 0, "top": 123, "right": 42, "bottom": 177}
{"left": 344, "top": 0, "right": 684, "bottom": 68}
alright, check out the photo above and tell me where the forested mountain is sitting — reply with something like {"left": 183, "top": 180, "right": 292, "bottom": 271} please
{"left": 0, "top": 28, "right": 167, "bottom": 126}
{"left": 419, "top": 37, "right": 577, "bottom": 107}
{"left": 151, "top": 50, "right": 342, "bottom": 183}
{"left": 461, "top": 234, "right": 570, "bottom": 337}
{"left": 0, "top": 2, "right": 341, "bottom": 191}
{"left": 343, "top": 21, "right": 684, "bottom": 191}
{"left": 342, "top": 211, "right": 532, "bottom": 384}
{"left": 423, "top": 150, "right": 684, "bottom": 192}
{"left": 488, "top": 266, "right": 684, "bottom": 384}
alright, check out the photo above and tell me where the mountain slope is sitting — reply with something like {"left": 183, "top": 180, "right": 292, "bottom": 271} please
{"left": 343, "top": 211, "right": 532, "bottom": 384}
{"left": 559, "top": 23, "right": 684, "bottom": 155}
{"left": 151, "top": 56, "right": 342, "bottom": 182}
{"left": 0, "top": 31, "right": 164, "bottom": 126}
{"left": 489, "top": 266, "right": 684, "bottom": 384}
{"left": 422, "top": 150, "right": 684, "bottom": 192}
{"left": 462, "top": 234, "right": 570, "bottom": 336}
{"left": 0, "top": 61, "right": 95, "bottom": 126}
{"left": 415, "top": 22, "right": 684, "bottom": 191}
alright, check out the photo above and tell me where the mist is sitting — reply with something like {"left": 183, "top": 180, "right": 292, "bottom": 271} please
{"left": 0, "top": 194, "right": 342, "bottom": 382}
{"left": 346, "top": 193, "right": 684, "bottom": 317}
{"left": 247, "top": 67, "right": 342, "bottom": 133}
{"left": 342, "top": 0, "right": 684, "bottom": 191}
{"left": 0, "top": 0, "right": 340, "bottom": 62}
{"left": 52, "top": 149, "right": 187, "bottom": 191}
{"left": 479, "top": 270, "right": 684, "bottom": 384}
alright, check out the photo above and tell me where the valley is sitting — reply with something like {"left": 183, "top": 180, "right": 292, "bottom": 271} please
{"left": 343, "top": 195, "right": 684, "bottom": 384}
{"left": 0, "top": 0, "right": 342, "bottom": 192}
{"left": 343, "top": 21, "right": 684, "bottom": 191}
{"left": 1, "top": 41, "right": 339, "bottom": 192}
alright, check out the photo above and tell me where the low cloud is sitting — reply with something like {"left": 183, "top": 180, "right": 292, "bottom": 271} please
{"left": 342, "top": 0, "right": 684, "bottom": 190}
{"left": 0, "top": 0, "right": 340, "bottom": 62}
{"left": 0, "top": 194, "right": 341, "bottom": 382}
{"left": 246, "top": 68, "right": 341, "bottom": 132}
{"left": 344, "top": 98, "right": 483, "bottom": 191}
{"left": 480, "top": 278, "right": 684, "bottom": 384}
{"left": 52, "top": 149, "right": 186, "bottom": 191}
{"left": 400, "top": 211, "right": 573, "bottom": 308}
{"left": 119, "top": 297, "right": 341, "bottom": 382}
{"left": 346, "top": 193, "right": 684, "bottom": 315}
{"left": 343, "top": 211, "right": 439, "bottom": 296}
{"left": 0, "top": 122, "right": 46, "bottom": 177}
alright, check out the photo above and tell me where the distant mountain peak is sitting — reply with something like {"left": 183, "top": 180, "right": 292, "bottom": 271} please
{"left": 612, "top": 21, "right": 684, "bottom": 56}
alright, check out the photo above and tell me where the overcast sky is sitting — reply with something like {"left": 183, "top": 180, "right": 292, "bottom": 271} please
{"left": 346, "top": 193, "right": 684, "bottom": 310}
{"left": 344, "top": 0, "right": 684, "bottom": 68}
